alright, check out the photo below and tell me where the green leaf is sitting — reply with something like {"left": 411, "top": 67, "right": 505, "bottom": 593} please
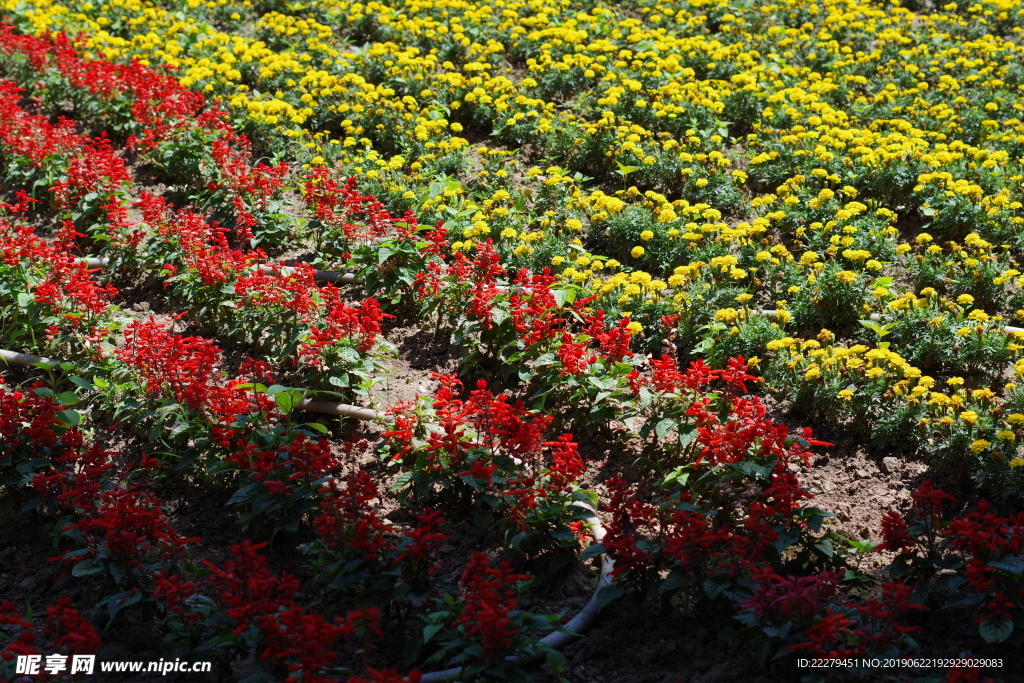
{"left": 69, "top": 376, "right": 94, "bottom": 392}
{"left": 108, "top": 590, "right": 142, "bottom": 620}
{"left": 678, "top": 427, "right": 698, "bottom": 449}
{"left": 423, "top": 622, "right": 445, "bottom": 643}
{"left": 979, "top": 616, "right": 1013, "bottom": 644}
{"left": 71, "top": 557, "right": 104, "bottom": 577}
{"left": 595, "top": 584, "right": 624, "bottom": 609}
{"left": 54, "top": 410, "right": 80, "bottom": 427}
{"left": 388, "top": 471, "right": 416, "bottom": 490}
{"left": 552, "top": 288, "right": 576, "bottom": 308}
{"left": 615, "top": 160, "right": 639, "bottom": 177}
{"left": 269, "top": 387, "right": 305, "bottom": 415}
{"left": 56, "top": 391, "right": 80, "bottom": 405}
{"left": 655, "top": 418, "right": 675, "bottom": 440}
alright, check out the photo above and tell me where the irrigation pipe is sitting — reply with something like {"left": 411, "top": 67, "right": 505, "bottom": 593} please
{"left": 0, "top": 348, "right": 378, "bottom": 421}
{"left": 417, "top": 506, "right": 615, "bottom": 683}
{"left": 78, "top": 257, "right": 363, "bottom": 284}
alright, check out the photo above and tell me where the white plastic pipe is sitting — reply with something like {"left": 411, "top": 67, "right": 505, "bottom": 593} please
{"left": 0, "top": 348, "right": 57, "bottom": 365}
{"left": 295, "top": 399, "right": 377, "bottom": 421}
{"left": 417, "top": 507, "right": 614, "bottom": 682}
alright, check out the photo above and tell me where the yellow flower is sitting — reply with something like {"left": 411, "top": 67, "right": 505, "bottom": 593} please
{"left": 640, "top": 230, "right": 654, "bottom": 241}
{"left": 631, "top": 246, "right": 645, "bottom": 258}
{"left": 625, "top": 320, "right": 643, "bottom": 335}
{"left": 970, "top": 439, "right": 990, "bottom": 453}
{"left": 957, "top": 294, "right": 975, "bottom": 306}
{"left": 997, "top": 430, "right": 1016, "bottom": 442}
{"left": 947, "top": 377, "right": 965, "bottom": 387}
{"left": 551, "top": 256, "right": 565, "bottom": 266}
{"left": 1009, "top": 413, "right": 1024, "bottom": 424}
{"left": 835, "top": 270, "right": 857, "bottom": 285}
{"left": 960, "top": 410, "right": 979, "bottom": 425}
{"left": 837, "top": 389, "right": 855, "bottom": 401}
{"left": 566, "top": 218, "right": 583, "bottom": 231}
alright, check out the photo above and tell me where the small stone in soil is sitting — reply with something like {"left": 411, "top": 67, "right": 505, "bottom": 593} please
{"left": 879, "top": 456, "right": 900, "bottom": 474}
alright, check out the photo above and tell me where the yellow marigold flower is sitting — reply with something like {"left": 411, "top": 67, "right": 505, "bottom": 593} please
{"left": 866, "top": 367, "right": 885, "bottom": 379}
{"left": 997, "top": 430, "right": 1016, "bottom": 442}
{"left": 804, "top": 366, "right": 821, "bottom": 381}
{"left": 947, "top": 377, "right": 965, "bottom": 387}
{"left": 551, "top": 256, "right": 565, "bottom": 266}
{"left": 957, "top": 294, "right": 975, "bottom": 306}
{"left": 625, "top": 320, "right": 643, "bottom": 335}
{"left": 916, "top": 233, "right": 933, "bottom": 244}
{"left": 1010, "top": 458, "right": 1024, "bottom": 468}
{"left": 715, "top": 308, "right": 739, "bottom": 324}
{"left": 566, "top": 218, "right": 583, "bottom": 231}
{"left": 837, "top": 389, "right": 855, "bottom": 401}
{"left": 970, "top": 439, "right": 991, "bottom": 453}
{"left": 972, "top": 388, "right": 996, "bottom": 401}
{"left": 631, "top": 246, "right": 645, "bottom": 258}
{"left": 640, "top": 230, "right": 654, "bottom": 241}
{"left": 835, "top": 270, "right": 857, "bottom": 285}
{"left": 960, "top": 410, "right": 979, "bottom": 425}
